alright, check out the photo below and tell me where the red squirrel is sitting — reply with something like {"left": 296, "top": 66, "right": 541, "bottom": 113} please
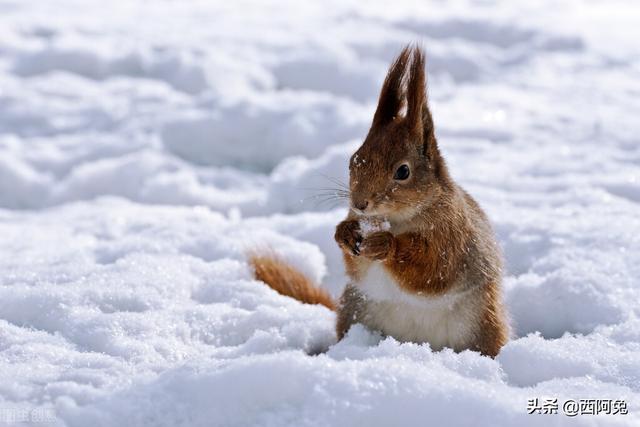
{"left": 250, "top": 45, "right": 509, "bottom": 357}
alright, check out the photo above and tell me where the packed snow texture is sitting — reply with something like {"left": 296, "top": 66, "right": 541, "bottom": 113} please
{"left": 1, "top": 0, "right": 639, "bottom": 426}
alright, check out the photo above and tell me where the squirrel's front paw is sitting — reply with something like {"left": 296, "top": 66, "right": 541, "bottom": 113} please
{"left": 335, "top": 220, "right": 362, "bottom": 256}
{"left": 360, "top": 231, "right": 395, "bottom": 261}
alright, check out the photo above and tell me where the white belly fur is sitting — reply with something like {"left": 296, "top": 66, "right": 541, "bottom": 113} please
{"left": 356, "top": 262, "right": 481, "bottom": 351}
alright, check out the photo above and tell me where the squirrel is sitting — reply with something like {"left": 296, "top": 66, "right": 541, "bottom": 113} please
{"left": 250, "top": 45, "right": 509, "bottom": 357}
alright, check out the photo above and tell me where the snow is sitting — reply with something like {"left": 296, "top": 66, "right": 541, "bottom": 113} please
{"left": 0, "top": 0, "right": 639, "bottom": 425}
{"left": 358, "top": 216, "right": 391, "bottom": 237}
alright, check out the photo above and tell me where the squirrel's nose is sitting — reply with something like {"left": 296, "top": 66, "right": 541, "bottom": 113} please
{"left": 354, "top": 200, "right": 369, "bottom": 211}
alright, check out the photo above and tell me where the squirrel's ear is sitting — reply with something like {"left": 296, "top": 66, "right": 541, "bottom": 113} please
{"left": 405, "top": 46, "right": 425, "bottom": 132}
{"left": 371, "top": 46, "right": 411, "bottom": 128}
{"left": 406, "top": 46, "right": 437, "bottom": 157}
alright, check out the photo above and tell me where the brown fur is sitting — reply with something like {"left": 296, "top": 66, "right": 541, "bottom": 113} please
{"left": 252, "top": 44, "right": 509, "bottom": 357}
{"left": 335, "top": 284, "right": 367, "bottom": 340}
{"left": 249, "top": 253, "right": 335, "bottom": 310}
{"left": 474, "top": 281, "right": 509, "bottom": 356}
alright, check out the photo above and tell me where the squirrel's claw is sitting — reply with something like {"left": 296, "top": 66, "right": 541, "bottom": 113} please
{"left": 335, "top": 220, "right": 362, "bottom": 256}
{"left": 360, "top": 231, "right": 395, "bottom": 261}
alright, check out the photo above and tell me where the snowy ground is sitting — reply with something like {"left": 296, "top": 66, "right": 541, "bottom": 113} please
{"left": 1, "top": 0, "right": 640, "bottom": 426}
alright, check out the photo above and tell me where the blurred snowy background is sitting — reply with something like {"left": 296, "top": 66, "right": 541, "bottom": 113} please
{"left": 0, "top": 0, "right": 639, "bottom": 425}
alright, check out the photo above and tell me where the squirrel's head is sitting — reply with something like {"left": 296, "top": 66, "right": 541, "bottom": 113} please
{"left": 349, "top": 45, "right": 451, "bottom": 222}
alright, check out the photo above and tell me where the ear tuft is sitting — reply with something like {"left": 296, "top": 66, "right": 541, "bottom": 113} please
{"left": 371, "top": 45, "right": 430, "bottom": 132}
{"left": 371, "top": 46, "right": 411, "bottom": 127}
{"left": 405, "top": 45, "right": 426, "bottom": 132}
{"left": 371, "top": 45, "right": 438, "bottom": 160}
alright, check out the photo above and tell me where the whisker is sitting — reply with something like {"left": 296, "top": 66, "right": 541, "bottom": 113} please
{"left": 312, "top": 196, "right": 350, "bottom": 209}
{"left": 302, "top": 194, "right": 350, "bottom": 204}
{"left": 318, "top": 172, "right": 349, "bottom": 190}
{"left": 299, "top": 186, "right": 349, "bottom": 193}
{"left": 305, "top": 190, "right": 350, "bottom": 198}
{"left": 311, "top": 190, "right": 351, "bottom": 197}
{"left": 302, "top": 197, "right": 347, "bottom": 203}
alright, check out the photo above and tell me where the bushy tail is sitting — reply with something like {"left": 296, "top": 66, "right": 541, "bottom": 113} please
{"left": 248, "top": 252, "right": 336, "bottom": 310}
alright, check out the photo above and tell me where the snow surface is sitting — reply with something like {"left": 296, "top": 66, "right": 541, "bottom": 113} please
{"left": 1, "top": 0, "right": 639, "bottom": 426}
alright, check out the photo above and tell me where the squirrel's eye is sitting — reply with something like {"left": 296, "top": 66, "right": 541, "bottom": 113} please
{"left": 394, "top": 164, "right": 410, "bottom": 181}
